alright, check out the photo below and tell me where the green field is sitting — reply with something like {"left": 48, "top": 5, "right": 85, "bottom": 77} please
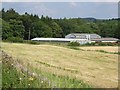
{"left": 1, "top": 42, "right": 118, "bottom": 88}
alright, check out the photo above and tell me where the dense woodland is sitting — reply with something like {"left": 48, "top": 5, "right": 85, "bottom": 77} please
{"left": 0, "top": 8, "right": 120, "bottom": 40}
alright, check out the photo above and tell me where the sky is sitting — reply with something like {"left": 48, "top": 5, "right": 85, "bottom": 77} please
{"left": 1, "top": 0, "right": 120, "bottom": 2}
{"left": 1, "top": 2, "right": 119, "bottom": 19}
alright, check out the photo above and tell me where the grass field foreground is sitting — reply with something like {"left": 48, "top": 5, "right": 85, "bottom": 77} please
{"left": 2, "top": 42, "right": 118, "bottom": 88}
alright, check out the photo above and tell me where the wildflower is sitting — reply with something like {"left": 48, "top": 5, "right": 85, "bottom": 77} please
{"left": 29, "top": 77, "right": 34, "bottom": 81}
{"left": 41, "top": 80, "right": 44, "bottom": 83}
{"left": 28, "top": 84, "right": 30, "bottom": 86}
{"left": 19, "top": 78, "right": 22, "bottom": 80}
{"left": 32, "top": 73, "right": 35, "bottom": 76}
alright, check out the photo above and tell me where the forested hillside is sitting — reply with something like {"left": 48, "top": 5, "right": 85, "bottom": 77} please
{"left": 0, "top": 8, "right": 120, "bottom": 40}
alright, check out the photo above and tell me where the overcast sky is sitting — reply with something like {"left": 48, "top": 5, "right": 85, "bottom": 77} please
{"left": 1, "top": 0, "right": 120, "bottom": 2}
{"left": 2, "top": 2, "right": 118, "bottom": 19}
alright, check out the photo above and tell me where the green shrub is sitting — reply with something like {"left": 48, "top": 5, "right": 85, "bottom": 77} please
{"left": 114, "top": 52, "right": 120, "bottom": 55}
{"left": 96, "top": 42, "right": 118, "bottom": 46}
{"left": 6, "top": 37, "right": 23, "bottom": 43}
{"left": 96, "top": 50, "right": 107, "bottom": 53}
{"left": 83, "top": 42, "right": 95, "bottom": 46}
{"left": 23, "top": 40, "right": 40, "bottom": 45}
{"left": 69, "top": 47, "right": 80, "bottom": 50}
{"left": 4, "top": 37, "right": 40, "bottom": 45}
{"left": 97, "top": 42, "right": 107, "bottom": 46}
{"left": 68, "top": 42, "right": 80, "bottom": 46}
{"left": 106, "top": 42, "right": 114, "bottom": 46}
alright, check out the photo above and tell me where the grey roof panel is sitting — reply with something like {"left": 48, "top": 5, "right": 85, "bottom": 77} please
{"left": 91, "top": 38, "right": 119, "bottom": 41}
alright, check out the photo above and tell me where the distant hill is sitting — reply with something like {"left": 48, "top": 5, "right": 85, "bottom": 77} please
{"left": 82, "top": 17, "right": 97, "bottom": 22}
{"left": 1, "top": 8, "right": 120, "bottom": 40}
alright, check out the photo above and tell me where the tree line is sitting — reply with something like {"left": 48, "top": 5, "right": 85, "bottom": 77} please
{"left": 0, "top": 8, "right": 120, "bottom": 40}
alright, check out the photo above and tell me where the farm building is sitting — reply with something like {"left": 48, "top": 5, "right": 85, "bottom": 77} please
{"left": 31, "top": 38, "right": 89, "bottom": 44}
{"left": 65, "top": 33, "right": 119, "bottom": 43}
{"left": 91, "top": 38, "right": 119, "bottom": 43}
{"left": 31, "top": 33, "right": 119, "bottom": 44}
{"left": 65, "top": 33, "right": 101, "bottom": 39}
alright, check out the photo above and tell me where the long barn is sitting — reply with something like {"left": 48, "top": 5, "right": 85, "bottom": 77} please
{"left": 31, "top": 38, "right": 89, "bottom": 44}
{"left": 31, "top": 33, "right": 119, "bottom": 44}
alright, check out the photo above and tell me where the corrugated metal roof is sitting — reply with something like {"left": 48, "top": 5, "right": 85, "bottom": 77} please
{"left": 91, "top": 38, "right": 119, "bottom": 41}
{"left": 65, "top": 33, "right": 101, "bottom": 39}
